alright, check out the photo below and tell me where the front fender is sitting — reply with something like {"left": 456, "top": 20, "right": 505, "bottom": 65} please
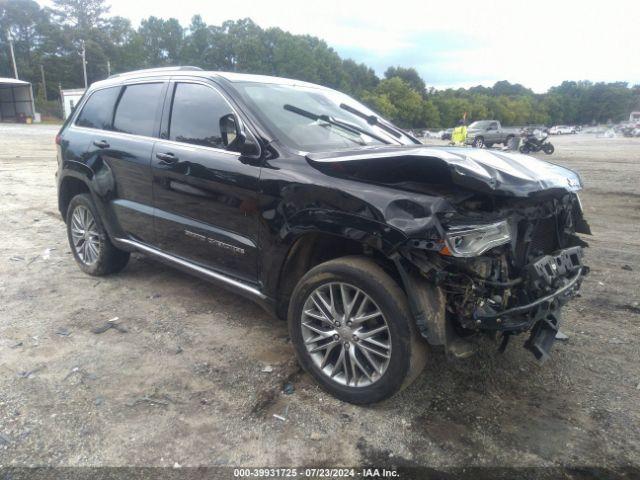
{"left": 282, "top": 209, "right": 407, "bottom": 255}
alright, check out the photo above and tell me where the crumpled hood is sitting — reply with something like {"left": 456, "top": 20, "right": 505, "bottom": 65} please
{"left": 307, "top": 145, "right": 583, "bottom": 197}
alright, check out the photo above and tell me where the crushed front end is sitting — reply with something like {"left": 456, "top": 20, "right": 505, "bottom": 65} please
{"left": 402, "top": 192, "right": 590, "bottom": 362}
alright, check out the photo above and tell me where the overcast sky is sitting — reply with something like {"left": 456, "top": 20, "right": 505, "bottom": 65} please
{"left": 44, "top": 0, "right": 640, "bottom": 92}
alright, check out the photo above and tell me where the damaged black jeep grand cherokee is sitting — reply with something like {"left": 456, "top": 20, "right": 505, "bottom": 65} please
{"left": 56, "top": 67, "right": 591, "bottom": 404}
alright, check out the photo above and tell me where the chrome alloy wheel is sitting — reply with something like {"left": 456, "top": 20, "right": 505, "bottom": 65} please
{"left": 301, "top": 282, "right": 391, "bottom": 387}
{"left": 70, "top": 205, "right": 101, "bottom": 265}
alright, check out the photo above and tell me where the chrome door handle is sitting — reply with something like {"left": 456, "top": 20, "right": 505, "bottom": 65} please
{"left": 156, "top": 152, "right": 178, "bottom": 164}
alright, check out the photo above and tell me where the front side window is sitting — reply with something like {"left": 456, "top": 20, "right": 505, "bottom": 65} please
{"left": 75, "top": 87, "right": 121, "bottom": 130}
{"left": 169, "top": 83, "right": 233, "bottom": 149}
{"left": 113, "top": 83, "right": 164, "bottom": 137}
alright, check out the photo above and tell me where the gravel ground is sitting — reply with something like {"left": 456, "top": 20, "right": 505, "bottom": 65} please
{"left": 0, "top": 124, "right": 639, "bottom": 473}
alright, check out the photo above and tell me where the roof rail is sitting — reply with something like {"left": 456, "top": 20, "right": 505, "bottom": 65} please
{"left": 108, "top": 66, "right": 203, "bottom": 79}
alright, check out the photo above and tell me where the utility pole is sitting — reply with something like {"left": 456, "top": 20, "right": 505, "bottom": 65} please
{"left": 106, "top": 59, "right": 111, "bottom": 77}
{"left": 58, "top": 83, "right": 64, "bottom": 118}
{"left": 40, "top": 64, "right": 47, "bottom": 101}
{"left": 7, "top": 30, "right": 19, "bottom": 79}
{"left": 80, "top": 40, "right": 88, "bottom": 89}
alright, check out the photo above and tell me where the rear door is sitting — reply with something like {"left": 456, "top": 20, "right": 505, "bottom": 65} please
{"left": 152, "top": 80, "right": 261, "bottom": 283}
{"left": 61, "top": 86, "right": 120, "bottom": 187}
{"left": 81, "top": 80, "right": 168, "bottom": 244}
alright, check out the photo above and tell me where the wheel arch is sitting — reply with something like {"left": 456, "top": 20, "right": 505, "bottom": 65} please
{"left": 272, "top": 216, "right": 407, "bottom": 320}
{"left": 58, "top": 171, "right": 93, "bottom": 221}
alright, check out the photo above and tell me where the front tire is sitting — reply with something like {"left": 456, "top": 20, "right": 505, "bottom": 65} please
{"left": 66, "top": 194, "right": 130, "bottom": 276}
{"left": 288, "top": 256, "right": 427, "bottom": 404}
{"left": 542, "top": 143, "right": 555, "bottom": 154}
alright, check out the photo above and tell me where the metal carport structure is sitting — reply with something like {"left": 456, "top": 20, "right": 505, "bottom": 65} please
{"left": 0, "top": 78, "right": 36, "bottom": 122}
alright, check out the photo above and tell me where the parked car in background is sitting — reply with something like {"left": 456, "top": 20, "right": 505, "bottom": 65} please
{"left": 619, "top": 123, "right": 640, "bottom": 137}
{"left": 549, "top": 125, "right": 577, "bottom": 135}
{"left": 441, "top": 128, "right": 453, "bottom": 140}
{"left": 465, "top": 120, "right": 520, "bottom": 148}
{"left": 521, "top": 125, "right": 549, "bottom": 135}
{"left": 56, "top": 67, "right": 591, "bottom": 404}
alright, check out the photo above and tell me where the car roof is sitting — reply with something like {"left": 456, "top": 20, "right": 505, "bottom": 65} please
{"left": 89, "top": 66, "right": 326, "bottom": 91}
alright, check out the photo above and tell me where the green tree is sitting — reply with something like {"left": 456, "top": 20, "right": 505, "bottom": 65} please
{"left": 138, "top": 16, "right": 183, "bottom": 67}
{"left": 1, "top": 1, "right": 638, "bottom": 125}
{"left": 50, "top": 0, "right": 109, "bottom": 30}
{"left": 364, "top": 78, "right": 424, "bottom": 128}
{"left": 384, "top": 66, "right": 426, "bottom": 95}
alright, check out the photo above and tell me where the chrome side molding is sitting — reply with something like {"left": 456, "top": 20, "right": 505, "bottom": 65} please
{"left": 115, "top": 238, "right": 267, "bottom": 300}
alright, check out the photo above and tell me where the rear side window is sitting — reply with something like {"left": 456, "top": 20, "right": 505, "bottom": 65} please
{"left": 75, "top": 87, "right": 120, "bottom": 130}
{"left": 169, "top": 83, "right": 233, "bottom": 149}
{"left": 113, "top": 83, "right": 164, "bottom": 137}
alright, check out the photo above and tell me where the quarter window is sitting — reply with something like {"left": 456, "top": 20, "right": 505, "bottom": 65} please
{"left": 169, "top": 83, "right": 233, "bottom": 149}
{"left": 113, "top": 83, "right": 164, "bottom": 137}
{"left": 75, "top": 87, "right": 120, "bottom": 130}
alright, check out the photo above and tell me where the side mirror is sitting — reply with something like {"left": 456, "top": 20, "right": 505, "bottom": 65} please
{"left": 219, "top": 113, "right": 261, "bottom": 158}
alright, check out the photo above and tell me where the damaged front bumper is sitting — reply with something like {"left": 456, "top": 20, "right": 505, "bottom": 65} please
{"left": 397, "top": 244, "right": 587, "bottom": 363}
{"left": 474, "top": 246, "right": 587, "bottom": 362}
{"left": 473, "top": 246, "right": 585, "bottom": 329}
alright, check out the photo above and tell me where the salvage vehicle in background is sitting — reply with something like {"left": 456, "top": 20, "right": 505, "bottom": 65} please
{"left": 56, "top": 67, "right": 591, "bottom": 404}
{"left": 549, "top": 125, "right": 577, "bottom": 135}
{"left": 465, "top": 120, "right": 520, "bottom": 148}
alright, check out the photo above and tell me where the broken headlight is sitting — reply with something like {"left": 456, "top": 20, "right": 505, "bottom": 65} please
{"left": 443, "top": 220, "right": 512, "bottom": 257}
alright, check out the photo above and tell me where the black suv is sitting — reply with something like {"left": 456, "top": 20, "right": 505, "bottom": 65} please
{"left": 56, "top": 67, "right": 590, "bottom": 404}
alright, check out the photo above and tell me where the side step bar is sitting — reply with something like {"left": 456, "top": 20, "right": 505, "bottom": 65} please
{"left": 114, "top": 238, "right": 268, "bottom": 302}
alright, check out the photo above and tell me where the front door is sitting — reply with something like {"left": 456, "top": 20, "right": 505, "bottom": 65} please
{"left": 152, "top": 81, "right": 261, "bottom": 283}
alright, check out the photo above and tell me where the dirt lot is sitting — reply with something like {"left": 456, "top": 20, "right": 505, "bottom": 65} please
{"left": 1, "top": 124, "right": 639, "bottom": 472}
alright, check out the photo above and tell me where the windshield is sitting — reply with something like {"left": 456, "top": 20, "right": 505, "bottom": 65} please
{"left": 232, "top": 81, "right": 416, "bottom": 152}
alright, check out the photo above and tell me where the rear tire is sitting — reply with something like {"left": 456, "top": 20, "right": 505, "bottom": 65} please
{"left": 66, "top": 193, "right": 130, "bottom": 276}
{"left": 472, "top": 136, "right": 484, "bottom": 148}
{"left": 519, "top": 144, "right": 531, "bottom": 154}
{"left": 288, "top": 256, "right": 427, "bottom": 404}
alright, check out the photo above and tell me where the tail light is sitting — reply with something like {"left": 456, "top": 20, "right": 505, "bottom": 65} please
{"left": 55, "top": 134, "right": 61, "bottom": 145}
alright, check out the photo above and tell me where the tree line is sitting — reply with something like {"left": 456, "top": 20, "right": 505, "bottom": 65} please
{"left": 1, "top": 0, "right": 638, "bottom": 127}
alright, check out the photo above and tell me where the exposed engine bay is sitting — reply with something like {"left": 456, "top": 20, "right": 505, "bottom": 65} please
{"left": 401, "top": 192, "right": 590, "bottom": 362}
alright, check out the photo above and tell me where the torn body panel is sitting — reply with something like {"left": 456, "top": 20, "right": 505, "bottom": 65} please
{"left": 307, "top": 145, "right": 583, "bottom": 198}
{"left": 304, "top": 146, "right": 591, "bottom": 361}
{"left": 261, "top": 143, "right": 591, "bottom": 362}
{"left": 400, "top": 192, "right": 588, "bottom": 362}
